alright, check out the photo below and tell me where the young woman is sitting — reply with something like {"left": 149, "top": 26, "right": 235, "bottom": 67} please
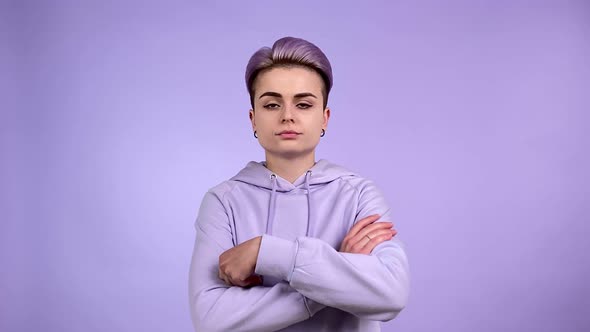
{"left": 188, "top": 36, "right": 410, "bottom": 331}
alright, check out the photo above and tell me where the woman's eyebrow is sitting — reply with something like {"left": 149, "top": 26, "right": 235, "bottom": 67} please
{"left": 259, "top": 91, "right": 282, "bottom": 99}
{"left": 294, "top": 92, "right": 317, "bottom": 99}
{"left": 258, "top": 92, "right": 317, "bottom": 99}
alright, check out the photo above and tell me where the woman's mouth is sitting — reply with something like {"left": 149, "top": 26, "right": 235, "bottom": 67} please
{"left": 277, "top": 131, "right": 301, "bottom": 139}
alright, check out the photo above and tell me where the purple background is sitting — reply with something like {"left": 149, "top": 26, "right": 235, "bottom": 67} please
{"left": 2, "top": 1, "right": 589, "bottom": 331}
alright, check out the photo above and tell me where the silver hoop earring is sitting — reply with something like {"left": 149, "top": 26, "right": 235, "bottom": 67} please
{"left": 254, "top": 131, "right": 258, "bottom": 138}
{"left": 320, "top": 129, "right": 325, "bottom": 137}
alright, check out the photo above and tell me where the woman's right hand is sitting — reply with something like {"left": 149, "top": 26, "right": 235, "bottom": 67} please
{"left": 339, "top": 214, "right": 397, "bottom": 255}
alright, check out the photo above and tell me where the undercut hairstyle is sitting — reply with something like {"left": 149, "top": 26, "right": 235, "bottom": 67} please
{"left": 245, "top": 36, "right": 333, "bottom": 110}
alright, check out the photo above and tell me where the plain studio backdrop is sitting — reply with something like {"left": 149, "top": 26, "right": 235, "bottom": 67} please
{"left": 1, "top": 1, "right": 589, "bottom": 331}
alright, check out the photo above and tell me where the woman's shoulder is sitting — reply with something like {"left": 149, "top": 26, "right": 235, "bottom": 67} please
{"left": 202, "top": 179, "right": 239, "bottom": 201}
{"left": 200, "top": 160, "right": 263, "bottom": 197}
{"left": 325, "top": 160, "right": 381, "bottom": 192}
{"left": 338, "top": 174, "right": 383, "bottom": 197}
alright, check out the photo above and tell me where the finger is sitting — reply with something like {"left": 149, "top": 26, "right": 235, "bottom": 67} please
{"left": 343, "top": 229, "right": 373, "bottom": 253}
{"left": 342, "top": 214, "right": 381, "bottom": 248}
{"left": 347, "top": 227, "right": 393, "bottom": 254}
{"left": 355, "top": 221, "right": 393, "bottom": 240}
{"left": 238, "top": 273, "right": 259, "bottom": 287}
{"left": 227, "top": 272, "right": 244, "bottom": 287}
{"left": 345, "top": 235, "right": 372, "bottom": 254}
{"left": 346, "top": 214, "right": 381, "bottom": 239}
{"left": 219, "top": 270, "right": 232, "bottom": 286}
{"left": 225, "top": 277, "right": 234, "bottom": 286}
{"left": 243, "top": 275, "right": 263, "bottom": 287}
{"left": 232, "top": 279, "right": 248, "bottom": 287}
{"left": 360, "top": 230, "right": 395, "bottom": 254}
{"left": 228, "top": 271, "right": 257, "bottom": 288}
{"left": 347, "top": 222, "right": 393, "bottom": 251}
{"left": 360, "top": 221, "right": 394, "bottom": 234}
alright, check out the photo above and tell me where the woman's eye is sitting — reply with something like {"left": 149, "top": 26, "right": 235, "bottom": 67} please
{"left": 263, "top": 103, "right": 280, "bottom": 109}
{"left": 298, "top": 103, "right": 312, "bottom": 109}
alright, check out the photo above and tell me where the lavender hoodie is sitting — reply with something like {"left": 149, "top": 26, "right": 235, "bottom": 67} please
{"left": 188, "top": 159, "right": 410, "bottom": 331}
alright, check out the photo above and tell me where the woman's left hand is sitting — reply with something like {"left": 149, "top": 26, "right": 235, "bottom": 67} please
{"left": 339, "top": 214, "right": 397, "bottom": 255}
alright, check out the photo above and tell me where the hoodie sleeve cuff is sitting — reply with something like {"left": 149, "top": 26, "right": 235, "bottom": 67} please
{"left": 255, "top": 234, "right": 297, "bottom": 282}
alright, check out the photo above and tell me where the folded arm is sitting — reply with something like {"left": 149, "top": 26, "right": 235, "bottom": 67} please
{"left": 255, "top": 179, "right": 410, "bottom": 321}
{"left": 188, "top": 192, "right": 319, "bottom": 332}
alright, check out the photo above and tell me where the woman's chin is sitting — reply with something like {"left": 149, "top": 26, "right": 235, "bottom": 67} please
{"left": 264, "top": 147, "right": 316, "bottom": 159}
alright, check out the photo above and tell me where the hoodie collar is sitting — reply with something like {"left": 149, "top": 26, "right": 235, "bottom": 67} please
{"left": 229, "top": 158, "right": 355, "bottom": 192}
{"left": 229, "top": 158, "right": 357, "bottom": 238}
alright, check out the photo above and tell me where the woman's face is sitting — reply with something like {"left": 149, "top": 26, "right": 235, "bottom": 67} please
{"left": 249, "top": 66, "right": 330, "bottom": 159}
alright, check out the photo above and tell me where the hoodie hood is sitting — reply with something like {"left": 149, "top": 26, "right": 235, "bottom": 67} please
{"left": 229, "top": 159, "right": 357, "bottom": 238}
{"left": 230, "top": 159, "right": 356, "bottom": 191}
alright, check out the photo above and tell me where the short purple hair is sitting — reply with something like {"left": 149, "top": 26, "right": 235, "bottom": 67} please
{"left": 245, "top": 36, "right": 333, "bottom": 110}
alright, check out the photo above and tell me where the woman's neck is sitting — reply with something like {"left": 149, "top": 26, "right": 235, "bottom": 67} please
{"left": 264, "top": 152, "right": 316, "bottom": 184}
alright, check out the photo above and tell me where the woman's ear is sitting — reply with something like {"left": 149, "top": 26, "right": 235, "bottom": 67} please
{"left": 322, "top": 107, "right": 330, "bottom": 129}
{"left": 249, "top": 109, "right": 255, "bottom": 130}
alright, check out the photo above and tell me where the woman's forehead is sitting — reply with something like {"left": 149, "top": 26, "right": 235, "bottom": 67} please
{"left": 254, "top": 67, "right": 324, "bottom": 96}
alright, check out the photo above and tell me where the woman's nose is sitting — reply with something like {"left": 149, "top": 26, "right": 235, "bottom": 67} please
{"left": 280, "top": 105, "right": 295, "bottom": 122}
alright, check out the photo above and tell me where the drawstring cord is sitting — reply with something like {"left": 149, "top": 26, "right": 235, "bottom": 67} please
{"left": 265, "top": 170, "right": 313, "bottom": 237}
{"left": 304, "top": 170, "right": 312, "bottom": 236}
{"left": 266, "top": 174, "right": 277, "bottom": 235}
